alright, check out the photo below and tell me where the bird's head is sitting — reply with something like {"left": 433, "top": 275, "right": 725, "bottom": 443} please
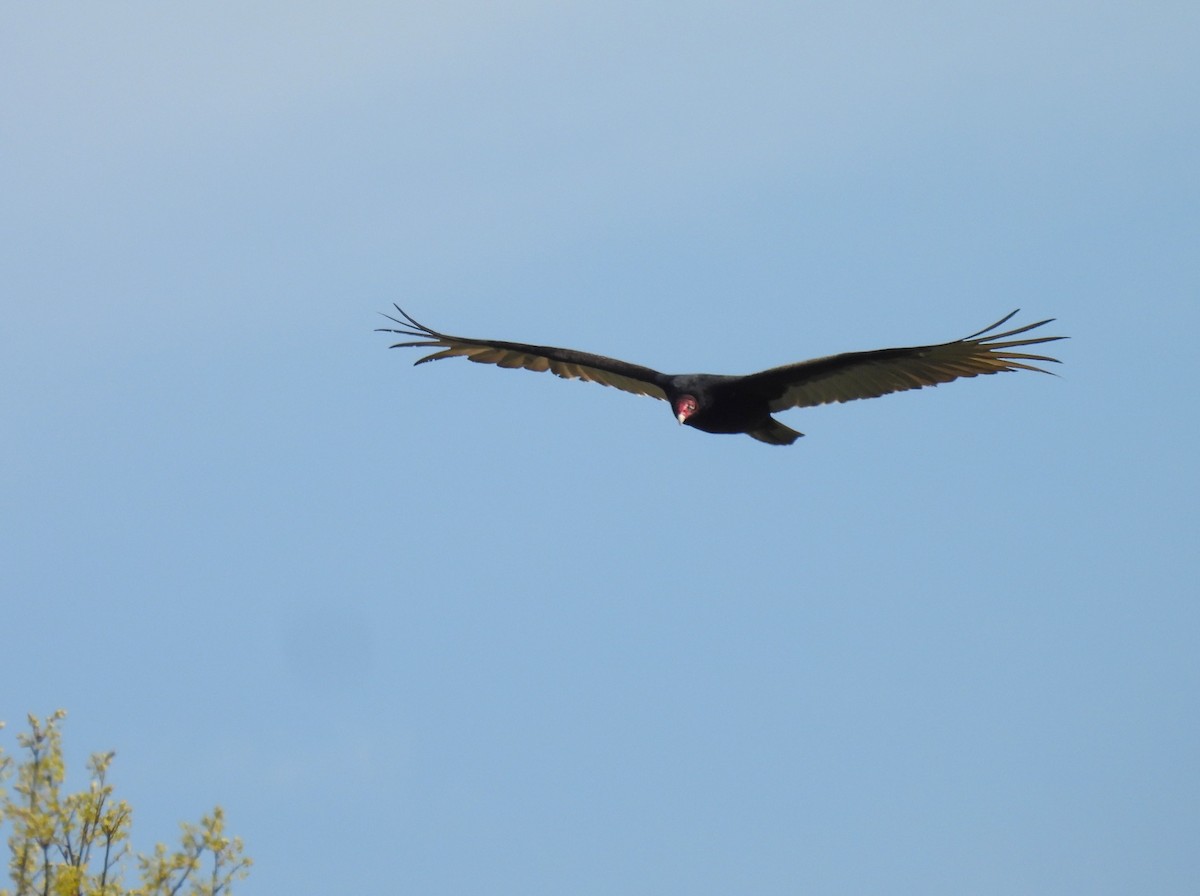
{"left": 674, "top": 394, "right": 699, "bottom": 425}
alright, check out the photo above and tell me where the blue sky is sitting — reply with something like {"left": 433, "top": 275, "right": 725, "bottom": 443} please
{"left": 2, "top": 3, "right": 1197, "bottom": 893}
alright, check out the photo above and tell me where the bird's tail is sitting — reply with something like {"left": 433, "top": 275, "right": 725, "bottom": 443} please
{"left": 747, "top": 418, "right": 804, "bottom": 445}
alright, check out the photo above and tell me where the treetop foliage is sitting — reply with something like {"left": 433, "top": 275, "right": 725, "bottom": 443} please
{"left": 0, "top": 711, "right": 251, "bottom": 896}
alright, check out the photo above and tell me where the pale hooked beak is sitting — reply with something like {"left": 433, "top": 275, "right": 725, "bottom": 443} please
{"left": 676, "top": 412, "right": 687, "bottom": 424}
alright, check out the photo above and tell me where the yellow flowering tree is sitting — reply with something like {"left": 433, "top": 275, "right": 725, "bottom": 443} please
{"left": 0, "top": 711, "right": 251, "bottom": 896}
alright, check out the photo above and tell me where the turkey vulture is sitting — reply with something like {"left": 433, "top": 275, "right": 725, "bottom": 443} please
{"left": 378, "top": 306, "right": 1064, "bottom": 445}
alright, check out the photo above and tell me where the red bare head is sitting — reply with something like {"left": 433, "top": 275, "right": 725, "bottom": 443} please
{"left": 674, "top": 395, "right": 698, "bottom": 425}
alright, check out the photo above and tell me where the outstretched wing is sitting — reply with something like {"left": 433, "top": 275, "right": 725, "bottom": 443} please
{"left": 377, "top": 305, "right": 670, "bottom": 400}
{"left": 739, "top": 310, "right": 1065, "bottom": 412}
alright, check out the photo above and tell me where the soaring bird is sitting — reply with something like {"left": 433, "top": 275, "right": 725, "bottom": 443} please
{"left": 378, "top": 306, "right": 1064, "bottom": 445}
